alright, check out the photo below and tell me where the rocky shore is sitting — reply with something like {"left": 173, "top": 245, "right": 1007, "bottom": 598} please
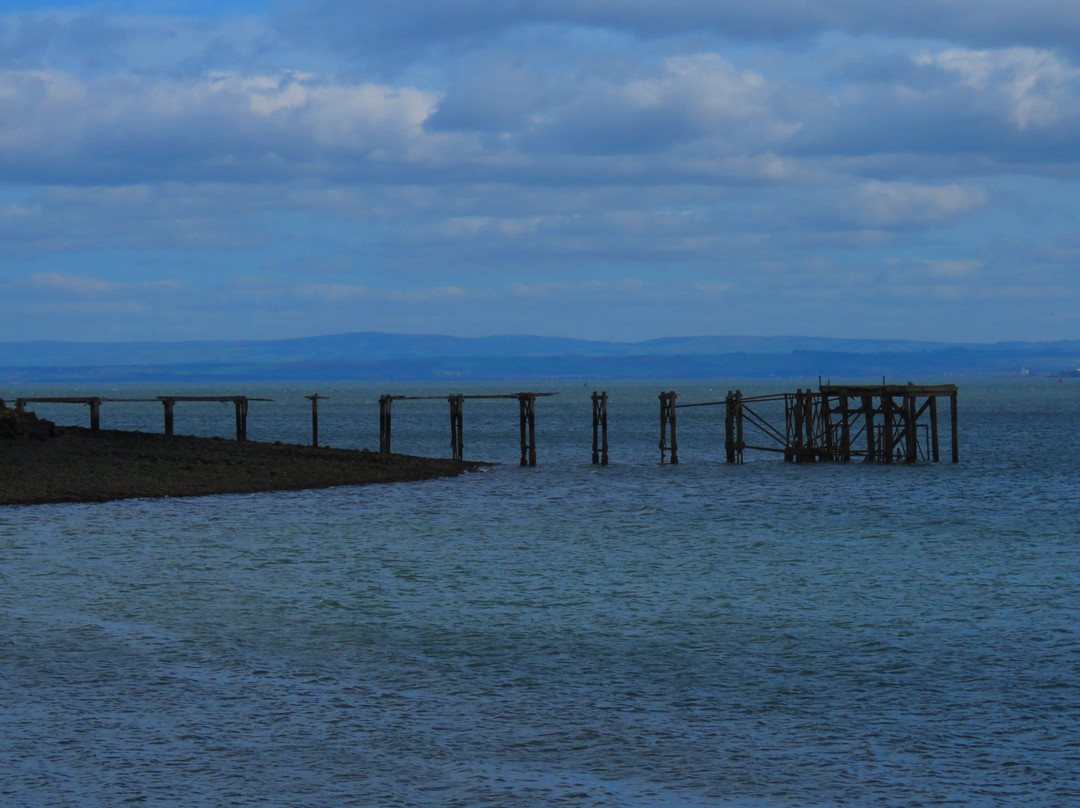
{"left": 1, "top": 408, "right": 479, "bottom": 506}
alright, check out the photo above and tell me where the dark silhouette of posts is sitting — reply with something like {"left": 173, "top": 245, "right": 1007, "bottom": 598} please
{"left": 16, "top": 396, "right": 102, "bottom": 430}
{"left": 950, "top": 390, "right": 959, "bottom": 463}
{"left": 156, "top": 396, "right": 266, "bottom": 441}
{"left": 518, "top": 394, "right": 537, "bottom": 466}
{"left": 659, "top": 391, "right": 678, "bottom": 464}
{"left": 379, "top": 395, "right": 394, "bottom": 455}
{"left": 591, "top": 391, "right": 609, "bottom": 465}
{"left": 449, "top": 394, "right": 464, "bottom": 461}
{"left": 163, "top": 398, "right": 175, "bottom": 436}
{"left": 725, "top": 390, "right": 744, "bottom": 463}
{"left": 306, "top": 394, "right": 327, "bottom": 447}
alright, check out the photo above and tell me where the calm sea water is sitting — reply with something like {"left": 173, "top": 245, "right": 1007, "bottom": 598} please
{"left": 2, "top": 379, "right": 1078, "bottom": 807}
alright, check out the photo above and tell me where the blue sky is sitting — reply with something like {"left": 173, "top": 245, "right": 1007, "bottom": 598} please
{"left": 3, "top": 0, "right": 1080, "bottom": 343}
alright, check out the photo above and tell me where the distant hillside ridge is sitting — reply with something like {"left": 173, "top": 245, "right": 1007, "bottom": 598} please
{"left": 1, "top": 332, "right": 1078, "bottom": 382}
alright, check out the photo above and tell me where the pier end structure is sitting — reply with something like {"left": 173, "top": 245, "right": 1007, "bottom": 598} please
{"left": 669, "top": 382, "right": 958, "bottom": 464}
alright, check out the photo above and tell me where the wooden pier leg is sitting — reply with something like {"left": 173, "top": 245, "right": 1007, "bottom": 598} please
{"left": 379, "top": 395, "right": 392, "bottom": 455}
{"left": 950, "top": 392, "right": 959, "bottom": 463}
{"left": 89, "top": 397, "right": 101, "bottom": 431}
{"left": 450, "top": 395, "right": 464, "bottom": 461}
{"left": 789, "top": 391, "right": 803, "bottom": 462}
{"left": 862, "top": 394, "right": 875, "bottom": 462}
{"left": 163, "top": 398, "right": 175, "bottom": 436}
{"left": 735, "top": 390, "right": 743, "bottom": 463}
{"left": 235, "top": 397, "right": 248, "bottom": 442}
{"left": 527, "top": 395, "right": 536, "bottom": 467}
{"left": 659, "top": 392, "right": 678, "bottom": 464}
{"left": 591, "top": 391, "right": 608, "bottom": 465}
{"left": 596, "top": 393, "right": 604, "bottom": 466}
{"left": 882, "top": 393, "right": 894, "bottom": 463}
{"left": 929, "top": 396, "right": 940, "bottom": 462}
{"left": 725, "top": 390, "right": 736, "bottom": 463}
{"left": 904, "top": 391, "right": 918, "bottom": 463}
{"left": 306, "top": 394, "right": 321, "bottom": 447}
{"left": 839, "top": 394, "right": 851, "bottom": 462}
{"left": 600, "top": 391, "right": 608, "bottom": 466}
{"left": 519, "top": 395, "right": 528, "bottom": 466}
{"left": 820, "top": 391, "right": 833, "bottom": 461}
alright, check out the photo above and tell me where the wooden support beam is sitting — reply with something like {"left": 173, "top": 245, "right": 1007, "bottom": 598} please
{"left": 929, "top": 395, "right": 940, "bottom": 462}
{"left": 659, "top": 391, "right": 678, "bottom": 464}
{"left": 950, "top": 392, "right": 959, "bottom": 463}
{"left": 163, "top": 398, "right": 175, "bottom": 436}
{"left": 449, "top": 394, "right": 465, "bottom": 461}
{"left": 378, "top": 395, "right": 392, "bottom": 455}
{"left": 904, "top": 391, "right": 918, "bottom": 463}
{"left": 234, "top": 398, "right": 248, "bottom": 442}
{"left": 306, "top": 394, "right": 327, "bottom": 447}
{"left": 839, "top": 394, "right": 851, "bottom": 462}
{"left": 863, "top": 394, "right": 875, "bottom": 462}
{"left": 517, "top": 394, "right": 537, "bottom": 466}
{"left": 591, "top": 391, "right": 608, "bottom": 465}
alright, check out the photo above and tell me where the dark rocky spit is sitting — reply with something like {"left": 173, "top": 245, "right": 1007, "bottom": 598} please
{"left": 1, "top": 406, "right": 479, "bottom": 506}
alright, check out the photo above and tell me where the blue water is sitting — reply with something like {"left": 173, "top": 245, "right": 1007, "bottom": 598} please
{"left": 2, "top": 380, "right": 1079, "bottom": 806}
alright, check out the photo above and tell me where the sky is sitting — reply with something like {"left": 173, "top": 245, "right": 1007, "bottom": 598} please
{"left": 2, "top": 1, "right": 1080, "bottom": 344}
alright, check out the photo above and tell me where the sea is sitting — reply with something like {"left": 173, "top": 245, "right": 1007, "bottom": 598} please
{"left": 2, "top": 378, "right": 1078, "bottom": 807}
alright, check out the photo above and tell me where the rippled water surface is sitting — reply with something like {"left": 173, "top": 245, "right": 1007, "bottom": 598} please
{"left": 3, "top": 380, "right": 1079, "bottom": 806}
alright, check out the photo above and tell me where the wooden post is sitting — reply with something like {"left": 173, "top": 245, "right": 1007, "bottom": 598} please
{"left": 15, "top": 398, "right": 25, "bottom": 414}
{"left": 591, "top": 391, "right": 608, "bottom": 465}
{"left": 950, "top": 391, "right": 959, "bottom": 463}
{"left": 89, "top": 397, "right": 101, "bottom": 431}
{"left": 725, "top": 390, "right": 736, "bottom": 463}
{"left": 306, "top": 394, "right": 326, "bottom": 447}
{"left": 163, "top": 398, "right": 175, "bottom": 436}
{"left": 527, "top": 395, "right": 536, "bottom": 467}
{"left": 929, "top": 395, "right": 940, "bottom": 462}
{"left": 862, "top": 394, "right": 875, "bottom": 462}
{"left": 234, "top": 397, "right": 248, "bottom": 441}
{"left": 516, "top": 394, "right": 537, "bottom": 467}
{"left": 904, "top": 389, "right": 918, "bottom": 463}
{"left": 735, "top": 390, "right": 744, "bottom": 463}
{"left": 659, "top": 391, "right": 678, "bottom": 464}
{"left": 839, "top": 393, "right": 851, "bottom": 462}
{"left": 820, "top": 390, "right": 833, "bottom": 461}
{"left": 379, "top": 395, "right": 392, "bottom": 455}
{"left": 881, "top": 393, "right": 894, "bottom": 463}
{"left": 449, "top": 394, "right": 464, "bottom": 461}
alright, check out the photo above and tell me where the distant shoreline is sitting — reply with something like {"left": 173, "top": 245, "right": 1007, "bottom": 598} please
{"left": 0, "top": 427, "right": 479, "bottom": 506}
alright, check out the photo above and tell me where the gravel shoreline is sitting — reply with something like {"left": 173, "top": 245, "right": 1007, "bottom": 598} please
{"left": 1, "top": 426, "right": 481, "bottom": 506}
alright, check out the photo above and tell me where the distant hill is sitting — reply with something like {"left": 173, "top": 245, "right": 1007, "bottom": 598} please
{"left": 2, "top": 332, "right": 1079, "bottom": 383}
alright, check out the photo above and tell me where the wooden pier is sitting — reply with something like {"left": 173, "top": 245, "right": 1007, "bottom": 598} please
{"left": 379, "top": 392, "right": 553, "bottom": 465}
{"left": 9, "top": 382, "right": 958, "bottom": 468}
{"left": 667, "top": 382, "right": 959, "bottom": 464}
{"left": 15, "top": 395, "right": 271, "bottom": 441}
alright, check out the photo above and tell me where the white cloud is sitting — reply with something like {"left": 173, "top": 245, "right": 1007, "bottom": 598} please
{"left": 916, "top": 46, "right": 1080, "bottom": 130}
{"left": 850, "top": 181, "right": 989, "bottom": 228}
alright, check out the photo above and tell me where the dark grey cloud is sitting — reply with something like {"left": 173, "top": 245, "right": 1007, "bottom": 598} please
{"left": 283, "top": 0, "right": 1080, "bottom": 53}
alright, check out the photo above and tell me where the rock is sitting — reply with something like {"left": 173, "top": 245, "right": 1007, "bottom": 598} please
{"left": 0, "top": 407, "right": 60, "bottom": 440}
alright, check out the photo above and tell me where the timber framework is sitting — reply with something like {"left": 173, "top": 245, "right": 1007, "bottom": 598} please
{"left": 663, "top": 382, "right": 959, "bottom": 464}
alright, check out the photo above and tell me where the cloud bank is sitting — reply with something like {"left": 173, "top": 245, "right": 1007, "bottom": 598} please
{"left": 1, "top": 1, "right": 1079, "bottom": 342}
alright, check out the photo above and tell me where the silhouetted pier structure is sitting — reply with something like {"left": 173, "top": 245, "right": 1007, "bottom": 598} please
{"left": 10, "top": 383, "right": 958, "bottom": 467}
{"left": 379, "top": 392, "right": 554, "bottom": 465}
{"left": 15, "top": 395, "right": 271, "bottom": 441}
{"left": 591, "top": 391, "right": 609, "bottom": 465}
{"left": 666, "top": 383, "right": 958, "bottom": 464}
